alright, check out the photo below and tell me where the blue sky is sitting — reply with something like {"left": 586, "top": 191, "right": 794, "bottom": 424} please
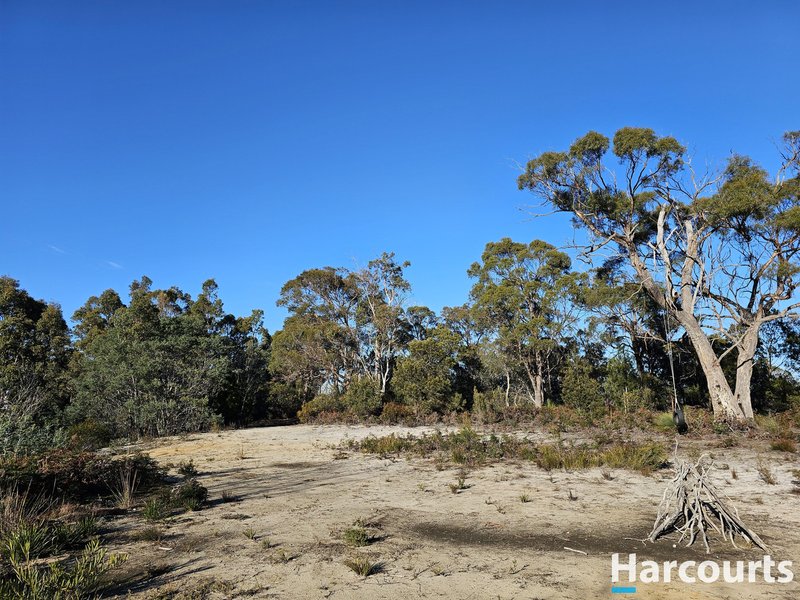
{"left": 1, "top": 1, "right": 798, "bottom": 332}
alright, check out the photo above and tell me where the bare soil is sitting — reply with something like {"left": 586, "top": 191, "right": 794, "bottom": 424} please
{"left": 105, "top": 425, "right": 800, "bottom": 599}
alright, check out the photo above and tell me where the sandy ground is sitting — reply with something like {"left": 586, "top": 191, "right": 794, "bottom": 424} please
{"left": 104, "top": 425, "right": 800, "bottom": 599}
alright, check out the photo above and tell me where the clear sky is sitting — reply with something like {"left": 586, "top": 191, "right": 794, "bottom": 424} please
{"left": 2, "top": 1, "right": 798, "bottom": 332}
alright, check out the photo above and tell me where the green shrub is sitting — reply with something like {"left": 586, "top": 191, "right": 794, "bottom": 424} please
{"left": 171, "top": 479, "right": 208, "bottom": 511}
{"left": 65, "top": 421, "right": 112, "bottom": 452}
{"left": 297, "top": 395, "right": 346, "bottom": 423}
{"left": 0, "top": 538, "right": 126, "bottom": 599}
{"left": 561, "top": 360, "right": 604, "bottom": 414}
{"left": 0, "top": 450, "right": 164, "bottom": 502}
{"left": 342, "top": 526, "right": 369, "bottom": 547}
{"left": 380, "top": 402, "right": 412, "bottom": 424}
{"left": 141, "top": 497, "right": 170, "bottom": 521}
{"left": 341, "top": 379, "right": 382, "bottom": 418}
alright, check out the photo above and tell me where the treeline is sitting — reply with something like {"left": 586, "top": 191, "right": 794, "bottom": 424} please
{"left": 3, "top": 242, "right": 799, "bottom": 452}
{"left": 4, "top": 127, "right": 800, "bottom": 445}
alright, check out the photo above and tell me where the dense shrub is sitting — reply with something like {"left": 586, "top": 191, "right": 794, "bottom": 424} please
{"left": 0, "top": 450, "right": 164, "bottom": 502}
{"left": 341, "top": 379, "right": 383, "bottom": 418}
{"left": 297, "top": 395, "right": 346, "bottom": 423}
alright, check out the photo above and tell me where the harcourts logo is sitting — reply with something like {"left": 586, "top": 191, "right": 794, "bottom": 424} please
{"left": 610, "top": 553, "right": 794, "bottom": 593}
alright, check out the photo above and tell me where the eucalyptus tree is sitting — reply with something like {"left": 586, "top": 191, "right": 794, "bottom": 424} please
{"left": 274, "top": 267, "right": 361, "bottom": 393}
{"left": 392, "top": 326, "right": 461, "bottom": 414}
{"left": 518, "top": 128, "right": 800, "bottom": 422}
{"left": 353, "top": 252, "right": 411, "bottom": 397}
{"left": 0, "top": 277, "right": 71, "bottom": 450}
{"left": 468, "top": 238, "right": 583, "bottom": 407}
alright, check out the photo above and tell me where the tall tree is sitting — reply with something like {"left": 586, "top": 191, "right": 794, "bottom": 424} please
{"left": 0, "top": 277, "right": 71, "bottom": 450}
{"left": 518, "top": 128, "right": 800, "bottom": 422}
{"left": 468, "top": 239, "right": 582, "bottom": 407}
{"left": 354, "top": 252, "right": 411, "bottom": 396}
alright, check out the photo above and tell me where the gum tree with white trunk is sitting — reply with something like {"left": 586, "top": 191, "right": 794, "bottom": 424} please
{"left": 518, "top": 128, "right": 800, "bottom": 422}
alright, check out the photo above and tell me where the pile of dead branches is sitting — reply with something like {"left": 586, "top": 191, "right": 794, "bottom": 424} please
{"left": 648, "top": 456, "right": 769, "bottom": 553}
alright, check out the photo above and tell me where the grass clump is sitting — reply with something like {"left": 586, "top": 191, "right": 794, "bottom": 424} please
{"left": 757, "top": 462, "right": 777, "bottom": 485}
{"left": 177, "top": 460, "right": 198, "bottom": 478}
{"left": 770, "top": 438, "right": 797, "bottom": 453}
{"left": 142, "top": 496, "right": 170, "bottom": 522}
{"left": 343, "top": 556, "right": 382, "bottom": 577}
{"left": 342, "top": 525, "right": 369, "bottom": 547}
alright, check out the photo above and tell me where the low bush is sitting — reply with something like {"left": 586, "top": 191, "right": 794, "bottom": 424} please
{"left": 352, "top": 427, "right": 668, "bottom": 475}
{"left": 171, "top": 479, "right": 208, "bottom": 511}
{"left": 0, "top": 450, "right": 164, "bottom": 502}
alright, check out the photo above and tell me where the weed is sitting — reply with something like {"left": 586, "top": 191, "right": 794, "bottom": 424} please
{"left": 172, "top": 479, "right": 208, "bottom": 511}
{"left": 343, "top": 556, "right": 382, "bottom": 577}
{"left": 771, "top": 438, "right": 797, "bottom": 453}
{"left": 342, "top": 525, "right": 369, "bottom": 547}
{"left": 243, "top": 527, "right": 257, "bottom": 540}
{"left": 142, "top": 496, "right": 169, "bottom": 521}
{"left": 757, "top": 462, "right": 777, "bottom": 485}
{"left": 0, "top": 538, "right": 126, "bottom": 598}
{"left": 221, "top": 490, "right": 240, "bottom": 503}
{"left": 110, "top": 464, "right": 140, "bottom": 509}
{"left": 132, "top": 526, "right": 164, "bottom": 542}
{"left": 519, "top": 493, "right": 531, "bottom": 503}
{"left": 177, "top": 460, "right": 198, "bottom": 477}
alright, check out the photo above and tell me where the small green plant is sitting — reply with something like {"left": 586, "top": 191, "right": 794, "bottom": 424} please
{"left": 177, "top": 459, "right": 198, "bottom": 477}
{"left": 142, "top": 497, "right": 169, "bottom": 521}
{"left": 449, "top": 472, "right": 469, "bottom": 494}
{"left": 342, "top": 526, "right": 369, "bottom": 547}
{"left": 653, "top": 412, "right": 676, "bottom": 432}
{"left": 0, "top": 538, "right": 126, "bottom": 598}
{"left": 172, "top": 479, "right": 208, "bottom": 511}
{"left": 243, "top": 527, "right": 257, "bottom": 540}
{"left": 519, "top": 493, "right": 531, "bottom": 503}
{"left": 344, "top": 556, "right": 382, "bottom": 577}
{"left": 52, "top": 516, "right": 98, "bottom": 549}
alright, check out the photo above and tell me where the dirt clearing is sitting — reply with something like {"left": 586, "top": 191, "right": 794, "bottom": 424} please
{"left": 106, "top": 425, "right": 800, "bottom": 599}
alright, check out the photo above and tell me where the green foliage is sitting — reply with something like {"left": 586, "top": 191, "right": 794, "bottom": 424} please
{"left": 343, "top": 556, "right": 382, "bottom": 577}
{"left": 0, "top": 450, "right": 164, "bottom": 502}
{"left": 171, "top": 479, "right": 208, "bottom": 511}
{"left": 342, "top": 525, "right": 370, "bottom": 547}
{"left": 468, "top": 238, "right": 582, "bottom": 406}
{"left": 0, "top": 277, "right": 71, "bottom": 454}
{"left": 560, "top": 360, "right": 604, "bottom": 414}
{"left": 342, "top": 378, "right": 382, "bottom": 417}
{"left": 296, "top": 394, "right": 346, "bottom": 423}
{"left": 69, "top": 278, "right": 276, "bottom": 439}
{"left": 64, "top": 421, "right": 112, "bottom": 452}
{"left": 392, "top": 328, "right": 461, "bottom": 414}
{"left": 177, "top": 460, "right": 198, "bottom": 478}
{"left": 0, "top": 538, "right": 126, "bottom": 599}
{"left": 353, "top": 428, "right": 667, "bottom": 475}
